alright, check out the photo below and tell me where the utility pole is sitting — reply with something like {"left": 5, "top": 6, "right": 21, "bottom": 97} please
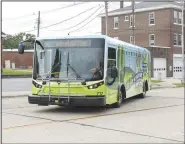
{"left": 132, "top": 0, "right": 135, "bottom": 44}
{"left": 105, "top": 1, "right": 108, "bottom": 35}
{"left": 120, "top": 1, "right": 124, "bottom": 9}
{"left": 37, "top": 11, "right": 40, "bottom": 37}
{"left": 182, "top": 1, "right": 185, "bottom": 83}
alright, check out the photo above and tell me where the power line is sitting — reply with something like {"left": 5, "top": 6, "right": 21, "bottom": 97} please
{"left": 48, "top": 20, "right": 100, "bottom": 32}
{"left": 47, "top": 5, "right": 103, "bottom": 32}
{"left": 2, "top": 2, "right": 86, "bottom": 21}
{"left": 2, "top": 13, "right": 36, "bottom": 22}
{"left": 49, "top": 20, "right": 100, "bottom": 33}
{"left": 40, "top": 5, "right": 100, "bottom": 29}
{"left": 18, "top": 5, "right": 99, "bottom": 34}
{"left": 69, "top": 8, "right": 105, "bottom": 34}
{"left": 41, "top": 2, "right": 85, "bottom": 14}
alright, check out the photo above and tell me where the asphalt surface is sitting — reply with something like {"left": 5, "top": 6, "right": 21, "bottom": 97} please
{"left": 1, "top": 77, "right": 180, "bottom": 92}
{"left": 2, "top": 78, "right": 32, "bottom": 92}
{"left": 2, "top": 87, "right": 184, "bottom": 143}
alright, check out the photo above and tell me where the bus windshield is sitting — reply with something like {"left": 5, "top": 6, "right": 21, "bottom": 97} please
{"left": 33, "top": 38, "right": 105, "bottom": 82}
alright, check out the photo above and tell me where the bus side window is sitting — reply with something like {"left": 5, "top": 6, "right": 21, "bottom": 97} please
{"left": 108, "top": 47, "right": 116, "bottom": 67}
{"left": 108, "top": 47, "right": 116, "bottom": 59}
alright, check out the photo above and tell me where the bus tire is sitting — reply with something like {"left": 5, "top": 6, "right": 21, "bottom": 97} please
{"left": 112, "top": 86, "right": 125, "bottom": 108}
{"left": 138, "top": 81, "right": 147, "bottom": 98}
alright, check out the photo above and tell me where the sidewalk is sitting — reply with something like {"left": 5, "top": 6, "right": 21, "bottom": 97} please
{"left": 151, "top": 77, "right": 183, "bottom": 89}
{"left": 2, "top": 75, "right": 32, "bottom": 79}
{"left": 2, "top": 91, "right": 30, "bottom": 98}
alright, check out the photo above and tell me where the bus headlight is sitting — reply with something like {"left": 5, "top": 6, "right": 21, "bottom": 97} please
{"left": 87, "top": 81, "right": 104, "bottom": 89}
{"left": 32, "top": 80, "right": 42, "bottom": 88}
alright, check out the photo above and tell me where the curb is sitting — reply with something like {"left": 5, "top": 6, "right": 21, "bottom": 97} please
{"left": 151, "top": 84, "right": 179, "bottom": 89}
{"left": 2, "top": 91, "right": 31, "bottom": 98}
{"left": 151, "top": 83, "right": 177, "bottom": 89}
{"left": 2, "top": 75, "right": 32, "bottom": 79}
{"left": 2, "top": 95, "right": 28, "bottom": 99}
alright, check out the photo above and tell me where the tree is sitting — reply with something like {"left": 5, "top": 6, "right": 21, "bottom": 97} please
{"left": 3, "top": 32, "right": 36, "bottom": 49}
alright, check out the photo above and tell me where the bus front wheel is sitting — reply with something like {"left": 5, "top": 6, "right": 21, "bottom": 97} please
{"left": 112, "top": 88, "right": 125, "bottom": 108}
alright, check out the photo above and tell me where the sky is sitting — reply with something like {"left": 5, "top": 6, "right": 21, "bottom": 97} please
{"left": 2, "top": 2, "right": 132, "bottom": 37}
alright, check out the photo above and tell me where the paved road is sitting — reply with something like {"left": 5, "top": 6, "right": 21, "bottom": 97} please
{"left": 2, "top": 78, "right": 32, "bottom": 92}
{"left": 2, "top": 88, "right": 184, "bottom": 143}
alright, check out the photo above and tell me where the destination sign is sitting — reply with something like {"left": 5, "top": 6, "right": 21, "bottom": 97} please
{"left": 42, "top": 38, "right": 105, "bottom": 48}
{"left": 43, "top": 39, "right": 91, "bottom": 48}
{"left": 55, "top": 40, "right": 91, "bottom": 47}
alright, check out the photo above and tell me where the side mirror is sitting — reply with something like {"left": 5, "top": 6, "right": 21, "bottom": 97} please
{"left": 111, "top": 66, "right": 118, "bottom": 78}
{"left": 18, "top": 43, "right": 25, "bottom": 54}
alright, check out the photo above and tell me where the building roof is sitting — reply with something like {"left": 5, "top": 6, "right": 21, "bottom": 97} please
{"left": 99, "top": 2, "right": 183, "bottom": 17}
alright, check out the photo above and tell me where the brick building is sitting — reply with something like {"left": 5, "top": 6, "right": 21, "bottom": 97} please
{"left": 1, "top": 32, "right": 33, "bottom": 69}
{"left": 100, "top": 1, "right": 185, "bottom": 79}
{"left": 2, "top": 49, "right": 33, "bottom": 69}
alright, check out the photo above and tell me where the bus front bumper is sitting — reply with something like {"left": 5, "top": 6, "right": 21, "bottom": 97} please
{"left": 28, "top": 95, "right": 106, "bottom": 106}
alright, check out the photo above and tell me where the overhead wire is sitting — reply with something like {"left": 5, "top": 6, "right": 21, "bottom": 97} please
{"left": 47, "top": 4, "right": 103, "bottom": 32}
{"left": 2, "top": 2, "right": 86, "bottom": 21}
{"left": 40, "top": 5, "right": 99, "bottom": 29}
{"left": 47, "top": 20, "right": 100, "bottom": 32}
{"left": 15, "top": 5, "right": 100, "bottom": 34}
{"left": 69, "top": 8, "right": 105, "bottom": 34}
{"left": 41, "top": 2, "right": 85, "bottom": 14}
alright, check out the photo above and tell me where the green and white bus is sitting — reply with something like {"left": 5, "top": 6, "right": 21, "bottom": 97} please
{"left": 18, "top": 35, "right": 152, "bottom": 108}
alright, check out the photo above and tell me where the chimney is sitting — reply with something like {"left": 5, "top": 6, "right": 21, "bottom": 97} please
{"left": 120, "top": 1, "right": 124, "bottom": 9}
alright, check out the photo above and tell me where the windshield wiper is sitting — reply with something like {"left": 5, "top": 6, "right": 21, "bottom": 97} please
{"left": 66, "top": 52, "right": 82, "bottom": 79}
{"left": 36, "top": 62, "right": 62, "bottom": 81}
{"left": 67, "top": 63, "right": 82, "bottom": 79}
{"left": 46, "top": 62, "right": 62, "bottom": 78}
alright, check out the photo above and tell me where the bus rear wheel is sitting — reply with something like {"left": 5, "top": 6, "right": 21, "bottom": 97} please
{"left": 138, "top": 82, "right": 147, "bottom": 98}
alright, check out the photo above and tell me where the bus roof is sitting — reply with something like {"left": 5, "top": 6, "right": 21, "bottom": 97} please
{"left": 105, "top": 36, "right": 150, "bottom": 53}
{"left": 36, "top": 35, "right": 150, "bottom": 53}
{"left": 36, "top": 35, "right": 106, "bottom": 40}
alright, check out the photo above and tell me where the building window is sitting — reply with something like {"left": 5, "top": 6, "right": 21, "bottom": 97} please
{"left": 114, "top": 17, "right": 118, "bottom": 29}
{"left": 130, "top": 36, "right": 133, "bottom": 43}
{"left": 178, "top": 34, "right": 182, "bottom": 46}
{"left": 149, "top": 12, "right": 155, "bottom": 25}
{"left": 178, "top": 12, "right": 182, "bottom": 24}
{"left": 130, "top": 36, "right": 135, "bottom": 44}
{"left": 174, "top": 11, "right": 178, "bottom": 24}
{"left": 130, "top": 15, "right": 133, "bottom": 27}
{"left": 130, "top": 15, "right": 135, "bottom": 27}
{"left": 173, "top": 33, "right": 182, "bottom": 46}
{"left": 149, "top": 34, "right": 155, "bottom": 46}
{"left": 174, "top": 33, "right": 177, "bottom": 45}
{"left": 125, "top": 16, "right": 129, "bottom": 21}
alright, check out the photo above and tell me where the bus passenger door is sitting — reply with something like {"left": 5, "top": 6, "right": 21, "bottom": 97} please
{"left": 106, "top": 47, "right": 117, "bottom": 104}
{"left": 117, "top": 46, "right": 124, "bottom": 84}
